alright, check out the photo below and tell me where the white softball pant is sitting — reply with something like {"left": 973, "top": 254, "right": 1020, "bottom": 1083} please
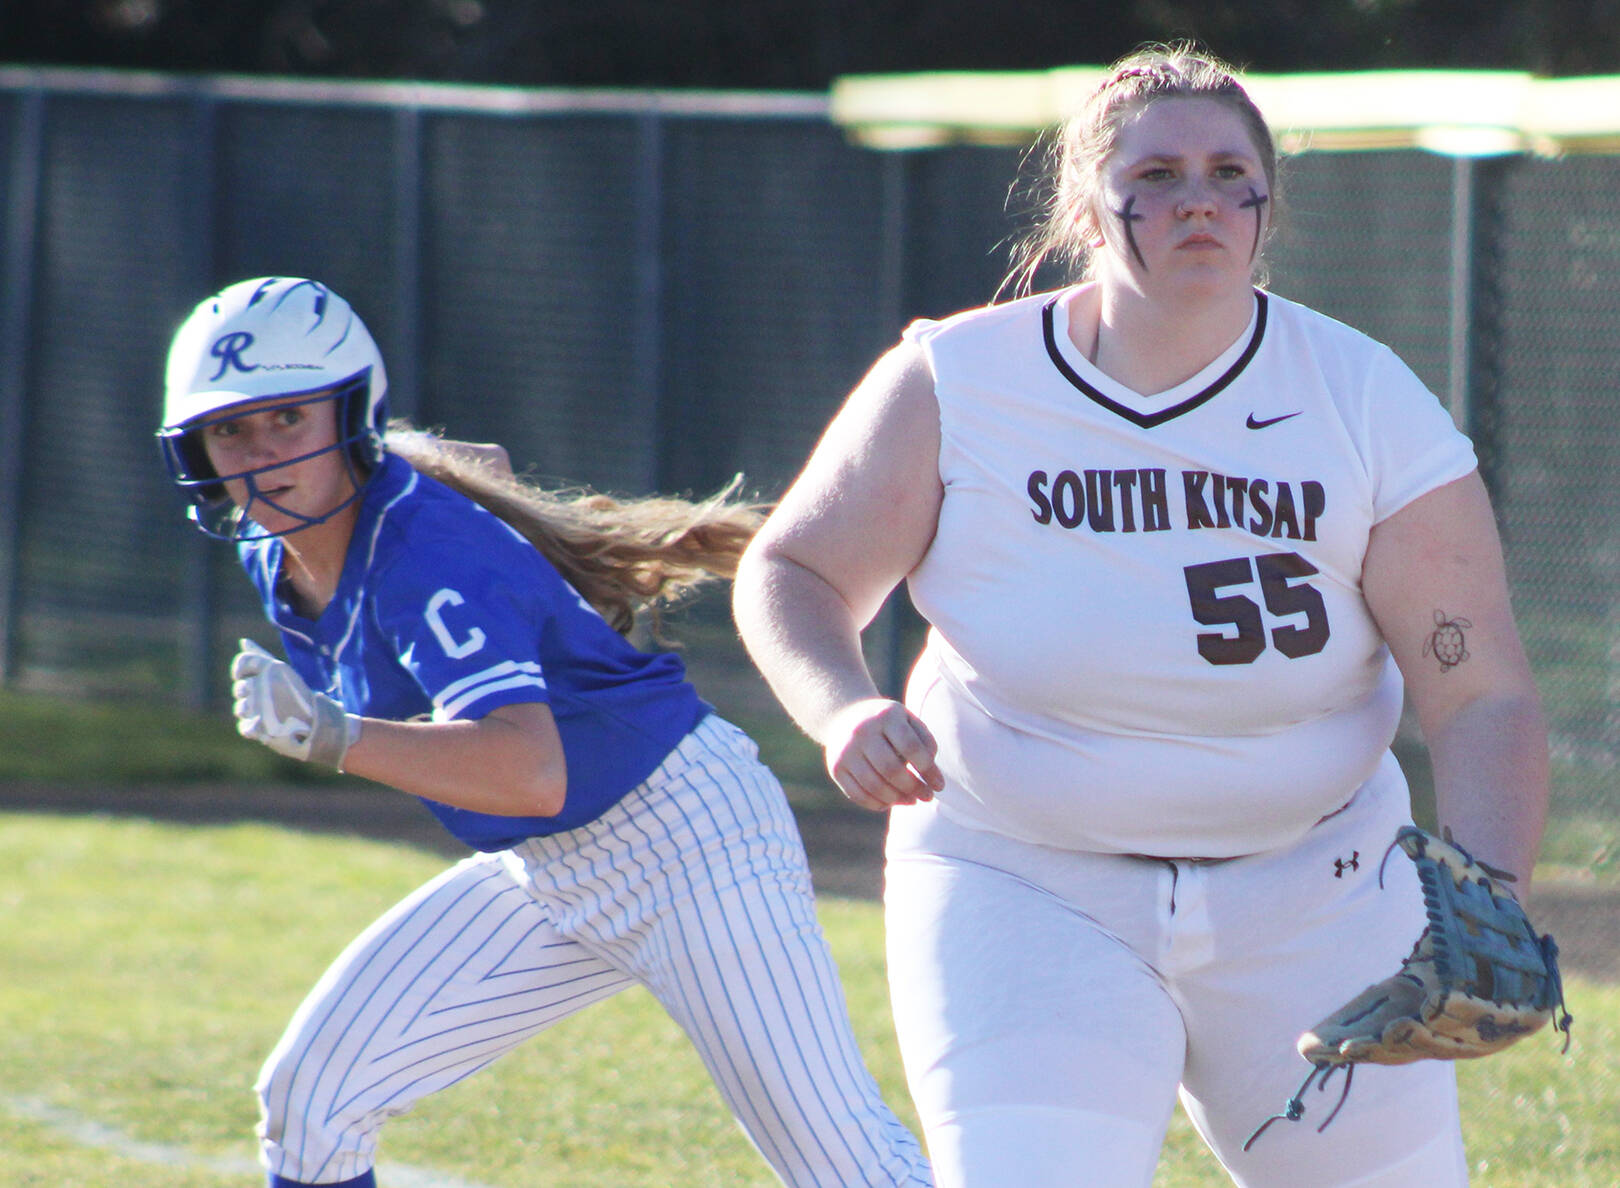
{"left": 884, "top": 754, "right": 1469, "bottom": 1188}
{"left": 257, "top": 714, "right": 931, "bottom": 1187}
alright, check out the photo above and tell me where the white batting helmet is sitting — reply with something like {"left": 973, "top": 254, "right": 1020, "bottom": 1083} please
{"left": 157, "top": 277, "right": 389, "bottom": 539}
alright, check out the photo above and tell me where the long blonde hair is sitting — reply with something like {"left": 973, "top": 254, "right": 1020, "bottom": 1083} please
{"left": 387, "top": 422, "right": 765, "bottom": 637}
{"left": 1003, "top": 42, "right": 1278, "bottom": 298}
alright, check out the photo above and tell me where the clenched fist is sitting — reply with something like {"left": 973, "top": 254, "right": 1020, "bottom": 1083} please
{"left": 231, "top": 639, "right": 360, "bottom": 770}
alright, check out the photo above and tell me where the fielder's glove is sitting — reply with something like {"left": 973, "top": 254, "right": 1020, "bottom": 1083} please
{"left": 1246, "top": 825, "right": 1572, "bottom": 1148}
{"left": 230, "top": 639, "right": 360, "bottom": 770}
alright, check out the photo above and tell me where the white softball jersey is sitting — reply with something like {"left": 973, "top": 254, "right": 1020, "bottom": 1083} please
{"left": 902, "top": 287, "right": 1477, "bottom": 858}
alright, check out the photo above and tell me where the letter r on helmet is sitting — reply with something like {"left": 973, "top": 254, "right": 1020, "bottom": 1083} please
{"left": 210, "top": 331, "right": 259, "bottom": 380}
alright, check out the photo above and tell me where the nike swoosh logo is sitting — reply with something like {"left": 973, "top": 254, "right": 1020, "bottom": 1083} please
{"left": 1246, "top": 411, "right": 1302, "bottom": 429}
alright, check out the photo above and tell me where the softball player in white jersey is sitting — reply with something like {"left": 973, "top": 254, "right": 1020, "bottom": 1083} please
{"left": 734, "top": 44, "right": 1549, "bottom": 1188}
{"left": 158, "top": 277, "right": 931, "bottom": 1188}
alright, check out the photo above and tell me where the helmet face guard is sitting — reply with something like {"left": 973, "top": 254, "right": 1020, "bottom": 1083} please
{"left": 157, "top": 373, "right": 379, "bottom": 542}
{"left": 159, "top": 277, "right": 389, "bottom": 541}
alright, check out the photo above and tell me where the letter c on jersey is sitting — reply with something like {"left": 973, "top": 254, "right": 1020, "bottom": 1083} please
{"left": 426, "top": 588, "right": 487, "bottom": 659}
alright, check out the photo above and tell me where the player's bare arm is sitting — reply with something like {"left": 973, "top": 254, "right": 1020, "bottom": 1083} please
{"left": 734, "top": 341, "right": 945, "bottom": 810}
{"left": 341, "top": 701, "right": 567, "bottom": 817}
{"left": 1362, "top": 470, "right": 1549, "bottom": 885}
{"left": 230, "top": 636, "right": 568, "bottom": 816}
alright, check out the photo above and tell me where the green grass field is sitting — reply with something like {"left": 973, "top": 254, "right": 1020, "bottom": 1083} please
{"left": 0, "top": 813, "right": 1612, "bottom": 1187}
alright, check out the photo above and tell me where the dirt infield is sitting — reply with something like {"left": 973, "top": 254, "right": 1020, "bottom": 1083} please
{"left": 6, "top": 781, "right": 1616, "bottom": 983}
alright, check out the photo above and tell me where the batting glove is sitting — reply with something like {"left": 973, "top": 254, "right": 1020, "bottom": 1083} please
{"left": 230, "top": 639, "right": 360, "bottom": 770}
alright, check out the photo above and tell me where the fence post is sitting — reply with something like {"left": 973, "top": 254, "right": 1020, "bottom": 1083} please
{"left": 177, "top": 93, "right": 219, "bottom": 710}
{"left": 636, "top": 111, "right": 669, "bottom": 495}
{"left": 390, "top": 105, "right": 423, "bottom": 425}
{"left": 874, "top": 150, "right": 913, "bottom": 700}
{"left": 0, "top": 89, "right": 45, "bottom": 689}
{"left": 1446, "top": 156, "right": 1476, "bottom": 434}
{"left": 1452, "top": 155, "right": 1511, "bottom": 506}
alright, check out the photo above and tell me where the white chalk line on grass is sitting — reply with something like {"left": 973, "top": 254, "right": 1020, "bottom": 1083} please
{"left": 0, "top": 1095, "right": 501, "bottom": 1188}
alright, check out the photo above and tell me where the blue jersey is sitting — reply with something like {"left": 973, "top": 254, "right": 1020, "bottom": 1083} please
{"left": 239, "top": 452, "right": 710, "bottom": 850}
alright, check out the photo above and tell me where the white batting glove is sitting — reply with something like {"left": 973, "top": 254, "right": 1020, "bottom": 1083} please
{"left": 230, "top": 639, "right": 360, "bottom": 770}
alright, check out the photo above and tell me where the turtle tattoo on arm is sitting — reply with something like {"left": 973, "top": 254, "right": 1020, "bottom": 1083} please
{"left": 1423, "top": 610, "right": 1473, "bottom": 672}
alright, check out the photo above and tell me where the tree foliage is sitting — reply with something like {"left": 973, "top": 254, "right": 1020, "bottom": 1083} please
{"left": 2, "top": 0, "right": 1615, "bottom": 87}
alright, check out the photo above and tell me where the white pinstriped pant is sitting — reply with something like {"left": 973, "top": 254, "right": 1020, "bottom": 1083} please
{"left": 256, "top": 714, "right": 931, "bottom": 1187}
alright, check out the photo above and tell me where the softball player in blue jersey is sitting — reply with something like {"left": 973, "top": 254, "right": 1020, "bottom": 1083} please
{"left": 158, "top": 276, "right": 931, "bottom": 1188}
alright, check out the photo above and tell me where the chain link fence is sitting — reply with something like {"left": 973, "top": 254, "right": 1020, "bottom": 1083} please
{"left": 1, "top": 69, "right": 1615, "bottom": 852}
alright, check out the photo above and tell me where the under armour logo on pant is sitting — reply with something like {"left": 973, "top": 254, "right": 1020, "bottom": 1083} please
{"left": 1333, "top": 852, "right": 1360, "bottom": 878}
